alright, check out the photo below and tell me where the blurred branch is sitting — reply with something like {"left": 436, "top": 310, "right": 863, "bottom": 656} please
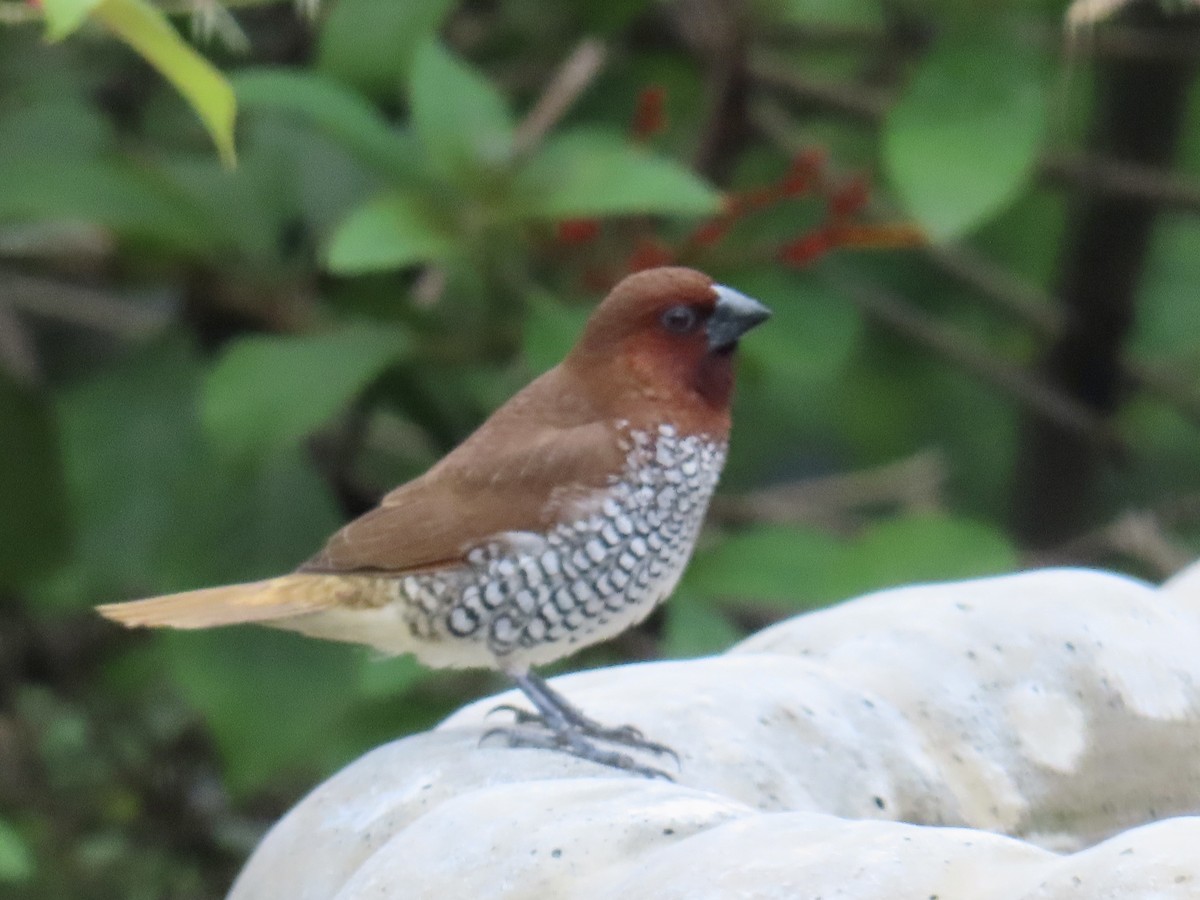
{"left": 1031, "top": 493, "right": 1200, "bottom": 577}
{"left": 752, "top": 100, "right": 1200, "bottom": 433}
{"left": 0, "top": 223, "right": 116, "bottom": 271}
{"left": 1062, "top": 22, "right": 1200, "bottom": 61}
{"left": 753, "top": 21, "right": 889, "bottom": 52}
{"left": 1066, "top": 0, "right": 1141, "bottom": 27}
{"left": 752, "top": 103, "right": 1128, "bottom": 453}
{"left": 0, "top": 2, "right": 35, "bottom": 24}
{"left": 0, "top": 306, "right": 41, "bottom": 386}
{"left": 672, "top": 0, "right": 753, "bottom": 182}
{"left": 824, "top": 267, "right": 1129, "bottom": 457}
{"left": 922, "top": 245, "right": 1064, "bottom": 338}
{"left": 0, "top": 271, "right": 170, "bottom": 336}
{"left": 750, "top": 55, "right": 890, "bottom": 124}
{"left": 410, "top": 267, "right": 448, "bottom": 310}
{"left": 512, "top": 38, "right": 607, "bottom": 157}
{"left": 755, "top": 16, "right": 1200, "bottom": 64}
{"left": 710, "top": 450, "right": 946, "bottom": 531}
{"left": 931, "top": 244, "right": 1200, "bottom": 428}
{"left": 753, "top": 103, "right": 1128, "bottom": 454}
{"left": 1124, "top": 362, "right": 1200, "bottom": 425}
{"left": 751, "top": 58, "right": 1200, "bottom": 218}
{"left": 1041, "top": 152, "right": 1200, "bottom": 213}
{"left": 189, "top": 0, "right": 251, "bottom": 53}
{"left": 1012, "top": 2, "right": 1200, "bottom": 545}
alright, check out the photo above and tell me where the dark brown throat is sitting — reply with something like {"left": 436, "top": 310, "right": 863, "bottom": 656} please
{"left": 694, "top": 346, "right": 736, "bottom": 410}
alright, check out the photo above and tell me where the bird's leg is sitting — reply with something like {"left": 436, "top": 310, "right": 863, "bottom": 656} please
{"left": 483, "top": 670, "right": 679, "bottom": 777}
{"left": 516, "top": 672, "right": 672, "bottom": 752}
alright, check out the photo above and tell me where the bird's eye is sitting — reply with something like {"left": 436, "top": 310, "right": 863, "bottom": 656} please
{"left": 660, "top": 305, "right": 700, "bottom": 334}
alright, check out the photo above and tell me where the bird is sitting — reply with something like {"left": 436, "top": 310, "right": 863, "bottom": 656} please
{"left": 97, "top": 266, "right": 770, "bottom": 777}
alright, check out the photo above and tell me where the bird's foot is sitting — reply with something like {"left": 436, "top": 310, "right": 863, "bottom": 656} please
{"left": 481, "top": 723, "right": 674, "bottom": 780}
{"left": 487, "top": 702, "right": 676, "bottom": 760}
{"left": 481, "top": 670, "right": 680, "bottom": 778}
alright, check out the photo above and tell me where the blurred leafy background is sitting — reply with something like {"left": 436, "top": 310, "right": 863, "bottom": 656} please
{"left": 2, "top": 0, "right": 1200, "bottom": 895}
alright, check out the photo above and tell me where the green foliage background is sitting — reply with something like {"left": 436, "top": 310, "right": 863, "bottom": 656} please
{"left": 2, "top": 0, "right": 1199, "bottom": 895}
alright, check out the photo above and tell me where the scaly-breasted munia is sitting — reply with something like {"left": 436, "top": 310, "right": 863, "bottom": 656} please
{"left": 98, "top": 267, "right": 770, "bottom": 776}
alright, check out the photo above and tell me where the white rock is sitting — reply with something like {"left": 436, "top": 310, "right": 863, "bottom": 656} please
{"left": 228, "top": 567, "right": 1200, "bottom": 900}
{"left": 732, "top": 569, "right": 1200, "bottom": 846}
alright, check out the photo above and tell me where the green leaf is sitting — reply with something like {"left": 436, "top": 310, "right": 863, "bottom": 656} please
{"left": 409, "top": 40, "right": 515, "bottom": 183}
{"left": 176, "top": 447, "right": 345, "bottom": 584}
{"left": 357, "top": 654, "right": 430, "bottom": 698}
{"left": 325, "top": 193, "right": 456, "bottom": 274}
{"left": 842, "top": 513, "right": 1018, "bottom": 592}
{"left": 522, "top": 294, "right": 591, "bottom": 375}
{"left": 317, "top": 0, "right": 456, "bottom": 95}
{"left": 765, "top": 0, "right": 882, "bottom": 27}
{"left": 0, "top": 156, "right": 217, "bottom": 250}
{"left": 202, "top": 323, "right": 409, "bottom": 459}
{"left": 164, "top": 628, "right": 362, "bottom": 794}
{"left": 883, "top": 35, "right": 1046, "bottom": 241}
{"left": 684, "top": 526, "right": 846, "bottom": 607}
{"left": 0, "top": 97, "right": 111, "bottom": 162}
{"left": 234, "top": 69, "right": 426, "bottom": 185}
{"left": 50, "top": 339, "right": 344, "bottom": 603}
{"left": 91, "top": 0, "right": 237, "bottom": 167}
{"left": 54, "top": 340, "right": 218, "bottom": 600}
{"left": 0, "top": 819, "right": 34, "bottom": 884}
{"left": 0, "top": 378, "right": 69, "bottom": 590}
{"left": 682, "top": 516, "right": 1016, "bottom": 615}
{"left": 515, "top": 129, "right": 721, "bottom": 219}
{"left": 41, "top": 0, "right": 100, "bottom": 40}
{"left": 713, "top": 269, "right": 863, "bottom": 487}
{"left": 663, "top": 593, "right": 743, "bottom": 658}
{"left": 733, "top": 268, "right": 862, "bottom": 387}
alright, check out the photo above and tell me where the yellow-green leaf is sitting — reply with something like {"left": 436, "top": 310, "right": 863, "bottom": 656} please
{"left": 325, "top": 193, "right": 455, "bottom": 274}
{"left": 514, "top": 129, "right": 721, "bottom": 219}
{"left": 91, "top": 0, "right": 237, "bottom": 167}
{"left": 41, "top": 0, "right": 101, "bottom": 41}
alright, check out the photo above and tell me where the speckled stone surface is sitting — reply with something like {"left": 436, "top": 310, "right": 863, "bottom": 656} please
{"left": 228, "top": 565, "right": 1200, "bottom": 899}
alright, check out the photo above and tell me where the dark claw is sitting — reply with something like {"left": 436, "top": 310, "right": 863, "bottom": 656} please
{"left": 480, "top": 724, "right": 674, "bottom": 780}
{"left": 577, "top": 724, "right": 680, "bottom": 764}
{"left": 486, "top": 703, "right": 541, "bottom": 724}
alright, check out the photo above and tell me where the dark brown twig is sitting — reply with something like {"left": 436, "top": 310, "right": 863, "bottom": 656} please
{"left": 0, "top": 271, "right": 170, "bottom": 336}
{"left": 1011, "top": 2, "right": 1200, "bottom": 546}
{"left": 1041, "top": 152, "right": 1200, "bottom": 214}
{"left": 750, "top": 55, "right": 890, "bottom": 124}
{"left": 671, "top": 0, "right": 754, "bottom": 182}
{"left": 512, "top": 39, "right": 608, "bottom": 157}
{"left": 922, "top": 245, "right": 1064, "bottom": 338}
{"left": 0, "top": 306, "right": 40, "bottom": 386}
{"left": 752, "top": 100, "right": 1200, "bottom": 433}
{"left": 1030, "top": 492, "right": 1200, "bottom": 577}
{"left": 824, "top": 267, "right": 1129, "bottom": 457}
{"left": 710, "top": 450, "right": 946, "bottom": 532}
{"left": 929, "top": 245, "right": 1200, "bottom": 430}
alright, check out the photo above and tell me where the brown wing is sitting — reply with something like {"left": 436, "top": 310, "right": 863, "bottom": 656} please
{"left": 299, "top": 403, "right": 623, "bottom": 575}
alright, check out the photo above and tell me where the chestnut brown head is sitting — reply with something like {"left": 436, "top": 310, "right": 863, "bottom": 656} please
{"left": 566, "top": 267, "right": 770, "bottom": 432}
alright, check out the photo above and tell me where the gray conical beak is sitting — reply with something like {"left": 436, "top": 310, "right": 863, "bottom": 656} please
{"left": 707, "top": 285, "right": 772, "bottom": 351}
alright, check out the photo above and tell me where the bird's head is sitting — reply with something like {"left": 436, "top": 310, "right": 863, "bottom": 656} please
{"left": 565, "top": 267, "right": 771, "bottom": 433}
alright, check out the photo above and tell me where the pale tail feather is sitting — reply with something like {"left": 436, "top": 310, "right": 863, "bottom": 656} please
{"left": 96, "top": 574, "right": 354, "bottom": 629}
